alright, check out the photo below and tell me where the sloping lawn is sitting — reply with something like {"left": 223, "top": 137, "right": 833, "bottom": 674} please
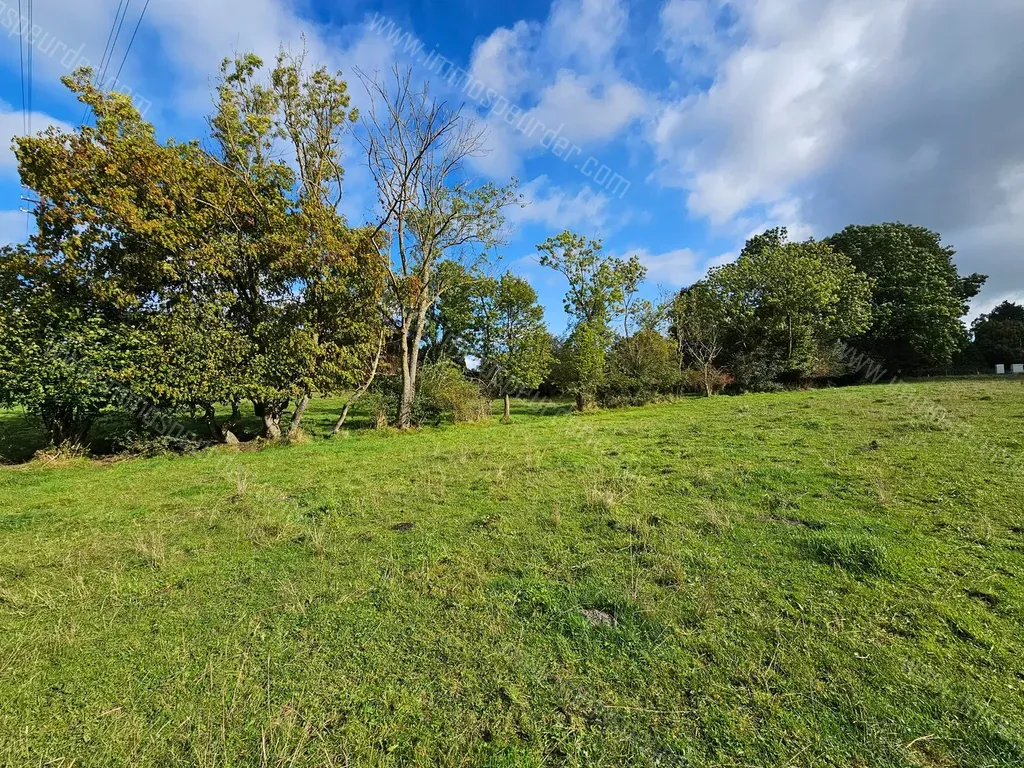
{"left": 1, "top": 380, "right": 1022, "bottom": 766}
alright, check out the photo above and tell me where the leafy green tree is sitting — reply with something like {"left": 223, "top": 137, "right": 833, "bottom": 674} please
{"left": 972, "top": 302, "right": 1024, "bottom": 369}
{"left": 537, "top": 231, "right": 643, "bottom": 409}
{"left": 9, "top": 56, "right": 385, "bottom": 444}
{"left": 209, "top": 52, "right": 386, "bottom": 439}
{"left": 826, "top": 223, "right": 986, "bottom": 373}
{"left": 554, "top": 321, "right": 608, "bottom": 411}
{"left": 0, "top": 246, "right": 124, "bottom": 445}
{"left": 707, "top": 233, "right": 872, "bottom": 386}
{"left": 7, "top": 74, "right": 227, "bottom": 443}
{"left": 421, "top": 261, "right": 487, "bottom": 365}
{"left": 537, "top": 231, "right": 632, "bottom": 327}
{"left": 473, "top": 273, "right": 553, "bottom": 420}
{"left": 601, "top": 329, "right": 680, "bottom": 406}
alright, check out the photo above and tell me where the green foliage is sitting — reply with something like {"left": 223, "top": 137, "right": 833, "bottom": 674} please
{"left": 600, "top": 329, "right": 681, "bottom": 407}
{"left": 554, "top": 321, "right": 609, "bottom": 410}
{"left": 6, "top": 57, "right": 386, "bottom": 442}
{"left": 826, "top": 223, "right": 986, "bottom": 373}
{"left": 972, "top": 301, "right": 1024, "bottom": 368}
{"left": 416, "top": 360, "right": 491, "bottom": 424}
{"left": 707, "top": 231, "right": 872, "bottom": 388}
{"left": 474, "top": 273, "right": 553, "bottom": 398}
{"left": 536, "top": 231, "right": 645, "bottom": 330}
{"left": 669, "top": 283, "right": 728, "bottom": 396}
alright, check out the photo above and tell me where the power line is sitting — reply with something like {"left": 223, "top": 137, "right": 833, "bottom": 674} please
{"left": 17, "top": 0, "right": 26, "bottom": 135}
{"left": 111, "top": 0, "right": 152, "bottom": 88}
{"left": 98, "top": 0, "right": 133, "bottom": 92}
{"left": 82, "top": 0, "right": 129, "bottom": 125}
{"left": 27, "top": 0, "right": 33, "bottom": 135}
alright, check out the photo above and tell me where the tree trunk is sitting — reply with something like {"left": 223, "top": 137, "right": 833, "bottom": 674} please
{"left": 262, "top": 406, "right": 282, "bottom": 440}
{"left": 205, "top": 404, "right": 226, "bottom": 442}
{"left": 399, "top": 375, "right": 416, "bottom": 429}
{"left": 398, "top": 306, "right": 428, "bottom": 429}
{"left": 230, "top": 398, "right": 241, "bottom": 422}
{"left": 253, "top": 400, "right": 266, "bottom": 419}
{"left": 787, "top": 315, "right": 794, "bottom": 361}
{"left": 503, "top": 393, "right": 511, "bottom": 421}
{"left": 333, "top": 330, "right": 385, "bottom": 436}
{"left": 575, "top": 392, "right": 585, "bottom": 412}
{"left": 286, "top": 393, "right": 311, "bottom": 440}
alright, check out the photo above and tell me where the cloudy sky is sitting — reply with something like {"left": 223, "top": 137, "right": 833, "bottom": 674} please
{"left": 1, "top": 0, "right": 1021, "bottom": 331}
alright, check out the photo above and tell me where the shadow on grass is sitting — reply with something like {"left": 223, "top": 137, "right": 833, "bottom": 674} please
{"left": 0, "top": 397, "right": 578, "bottom": 465}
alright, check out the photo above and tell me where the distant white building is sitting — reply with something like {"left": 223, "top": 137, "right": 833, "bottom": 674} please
{"left": 996, "top": 364, "right": 1006, "bottom": 374}
{"left": 1014, "top": 364, "right": 1024, "bottom": 374}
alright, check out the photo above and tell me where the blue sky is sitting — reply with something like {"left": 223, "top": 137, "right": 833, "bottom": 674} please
{"left": 2, "top": 0, "right": 1023, "bottom": 333}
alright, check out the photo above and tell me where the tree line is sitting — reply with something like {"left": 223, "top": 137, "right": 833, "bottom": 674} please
{"left": 0, "top": 51, "right": 1013, "bottom": 452}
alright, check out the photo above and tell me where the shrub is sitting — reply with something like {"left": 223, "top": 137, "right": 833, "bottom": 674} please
{"left": 730, "top": 348, "right": 785, "bottom": 392}
{"left": 417, "top": 361, "right": 490, "bottom": 424}
{"left": 113, "top": 430, "right": 212, "bottom": 457}
{"left": 680, "top": 366, "right": 733, "bottom": 396}
{"left": 598, "top": 330, "right": 681, "bottom": 407}
{"left": 361, "top": 390, "right": 395, "bottom": 429}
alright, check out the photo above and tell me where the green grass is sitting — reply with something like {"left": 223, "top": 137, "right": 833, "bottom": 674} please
{"left": 1, "top": 380, "right": 1023, "bottom": 766}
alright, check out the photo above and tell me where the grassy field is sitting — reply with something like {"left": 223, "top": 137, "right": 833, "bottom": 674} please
{"left": 0, "top": 380, "right": 1022, "bottom": 767}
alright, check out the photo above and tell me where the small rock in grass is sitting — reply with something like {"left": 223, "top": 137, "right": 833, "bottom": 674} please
{"left": 391, "top": 522, "right": 415, "bottom": 532}
{"left": 581, "top": 608, "right": 616, "bottom": 627}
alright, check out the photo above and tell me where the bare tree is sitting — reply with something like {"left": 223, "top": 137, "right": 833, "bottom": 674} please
{"left": 357, "top": 66, "right": 518, "bottom": 428}
{"left": 670, "top": 284, "right": 726, "bottom": 397}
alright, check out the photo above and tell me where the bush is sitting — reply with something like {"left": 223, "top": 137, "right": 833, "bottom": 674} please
{"left": 598, "top": 330, "right": 681, "bottom": 407}
{"left": 730, "top": 348, "right": 785, "bottom": 392}
{"left": 680, "top": 367, "right": 733, "bottom": 396}
{"left": 113, "top": 430, "right": 212, "bottom": 457}
{"left": 417, "top": 361, "right": 490, "bottom": 424}
{"left": 361, "top": 391, "right": 395, "bottom": 429}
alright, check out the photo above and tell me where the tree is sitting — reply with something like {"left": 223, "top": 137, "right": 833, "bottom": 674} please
{"left": 669, "top": 283, "right": 727, "bottom": 397}
{"left": 972, "top": 302, "right": 1024, "bottom": 369}
{"left": 536, "top": 231, "right": 633, "bottom": 327}
{"left": 602, "top": 329, "right": 680, "bottom": 406}
{"left": 0, "top": 246, "right": 125, "bottom": 445}
{"left": 208, "top": 52, "right": 386, "bottom": 439}
{"left": 7, "top": 73, "right": 228, "bottom": 444}
{"left": 8, "top": 56, "right": 386, "bottom": 444}
{"left": 359, "top": 67, "right": 518, "bottom": 428}
{"left": 473, "top": 273, "right": 553, "bottom": 420}
{"left": 555, "top": 321, "right": 608, "bottom": 411}
{"left": 707, "top": 233, "right": 873, "bottom": 387}
{"left": 826, "top": 223, "right": 986, "bottom": 373}
{"left": 537, "top": 231, "right": 642, "bottom": 409}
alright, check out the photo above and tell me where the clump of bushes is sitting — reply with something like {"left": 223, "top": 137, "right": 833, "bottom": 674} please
{"left": 366, "top": 362, "right": 490, "bottom": 428}
{"left": 417, "top": 361, "right": 490, "bottom": 424}
{"left": 680, "top": 367, "right": 733, "bottom": 397}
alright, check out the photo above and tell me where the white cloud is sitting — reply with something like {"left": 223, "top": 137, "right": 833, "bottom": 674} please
{"left": 511, "top": 176, "right": 613, "bottom": 232}
{"left": 659, "top": 0, "right": 734, "bottom": 72}
{"left": 0, "top": 102, "right": 75, "bottom": 174}
{"left": 546, "top": 0, "right": 628, "bottom": 68}
{"left": 651, "top": 0, "right": 1024, "bottom": 306}
{"left": 653, "top": 0, "right": 910, "bottom": 223}
{"left": 469, "top": 21, "right": 537, "bottom": 98}
{"left": 630, "top": 246, "right": 734, "bottom": 286}
{"left": 0, "top": 0, "right": 395, "bottom": 123}
{"left": 527, "top": 71, "right": 648, "bottom": 147}
{"left": 460, "top": 0, "right": 648, "bottom": 178}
